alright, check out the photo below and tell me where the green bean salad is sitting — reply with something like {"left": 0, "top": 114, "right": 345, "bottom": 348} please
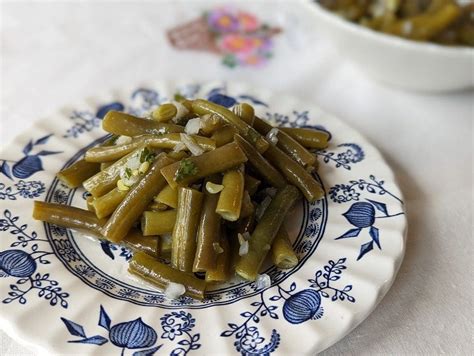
{"left": 33, "top": 97, "right": 330, "bottom": 300}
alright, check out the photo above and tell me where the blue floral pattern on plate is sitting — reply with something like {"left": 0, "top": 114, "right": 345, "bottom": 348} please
{"left": 0, "top": 82, "right": 406, "bottom": 355}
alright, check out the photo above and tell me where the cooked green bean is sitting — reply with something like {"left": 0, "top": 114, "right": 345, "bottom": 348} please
{"left": 101, "top": 153, "right": 175, "bottom": 242}
{"left": 233, "top": 103, "right": 255, "bottom": 125}
{"left": 193, "top": 185, "right": 222, "bottom": 272}
{"left": 57, "top": 159, "right": 101, "bottom": 188}
{"left": 141, "top": 210, "right": 177, "bottom": 236}
{"left": 83, "top": 147, "right": 145, "bottom": 198}
{"left": 122, "top": 229, "right": 159, "bottom": 257}
{"left": 33, "top": 201, "right": 105, "bottom": 235}
{"left": 271, "top": 226, "right": 298, "bottom": 269}
{"left": 85, "top": 134, "right": 215, "bottom": 163}
{"left": 159, "top": 234, "right": 172, "bottom": 256}
{"left": 244, "top": 174, "right": 261, "bottom": 196}
{"left": 86, "top": 195, "right": 95, "bottom": 212}
{"left": 253, "top": 117, "right": 316, "bottom": 167}
{"left": 167, "top": 150, "right": 189, "bottom": 161}
{"left": 210, "top": 125, "right": 237, "bottom": 147}
{"left": 263, "top": 145, "right": 323, "bottom": 202}
{"left": 155, "top": 184, "right": 178, "bottom": 209}
{"left": 280, "top": 127, "right": 330, "bottom": 149}
{"left": 192, "top": 99, "right": 269, "bottom": 153}
{"left": 240, "top": 191, "right": 255, "bottom": 219}
{"left": 205, "top": 234, "right": 231, "bottom": 283}
{"left": 161, "top": 142, "right": 247, "bottom": 189}
{"left": 234, "top": 134, "right": 286, "bottom": 189}
{"left": 171, "top": 187, "right": 204, "bottom": 272}
{"left": 200, "top": 114, "right": 225, "bottom": 135}
{"left": 100, "top": 161, "right": 114, "bottom": 170}
{"left": 102, "top": 110, "right": 184, "bottom": 137}
{"left": 216, "top": 167, "right": 244, "bottom": 222}
{"left": 152, "top": 103, "right": 177, "bottom": 122}
{"left": 129, "top": 251, "right": 206, "bottom": 300}
{"left": 147, "top": 201, "right": 169, "bottom": 211}
{"left": 92, "top": 188, "right": 128, "bottom": 219}
{"left": 236, "top": 185, "right": 301, "bottom": 281}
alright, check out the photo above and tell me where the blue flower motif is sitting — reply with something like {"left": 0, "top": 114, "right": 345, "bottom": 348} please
{"left": 95, "top": 278, "right": 115, "bottom": 290}
{"left": 74, "top": 264, "right": 95, "bottom": 278}
{"left": 143, "top": 294, "right": 165, "bottom": 304}
{"left": 305, "top": 224, "right": 319, "bottom": 236}
{"left": 242, "top": 329, "right": 264, "bottom": 349}
{"left": 343, "top": 202, "right": 375, "bottom": 228}
{"left": 51, "top": 225, "right": 67, "bottom": 237}
{"left": 310, "top": 208, "right": 322, "bottom": 222}
{"left": 109, "top": 317, "right": 157, "bottom": 349}
{"left": 161, "top": 323, "right": 183, "bottom": 341}
{"left": 53, "top": 240, "right": 78, "bottom": 262}
{"left": 118, "top": 288, "right": 140, "bottom": 299}
{"left": 226, "top": 287, "right": 247, "bottom": 298}
{"left": 14, "top": 180, "right": 45, "bottom": 199}
{"left": 53, "top": 189, "right": 68, "bottom": 204}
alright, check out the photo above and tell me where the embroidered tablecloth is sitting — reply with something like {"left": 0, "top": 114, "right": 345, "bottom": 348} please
{"left": 1, "top": 1, "right": 472, "bottom": 355}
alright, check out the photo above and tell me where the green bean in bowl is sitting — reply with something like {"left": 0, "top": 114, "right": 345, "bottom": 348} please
{"left": 33, "top": 98, "right": 329, "bottom": 301}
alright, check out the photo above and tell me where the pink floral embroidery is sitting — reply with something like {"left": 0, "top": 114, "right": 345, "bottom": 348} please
{"left": 167, "top": 7, "right": 281, "bottom": 68}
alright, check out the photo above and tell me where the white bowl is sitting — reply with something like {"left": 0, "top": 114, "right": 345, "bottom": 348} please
{"left": 302, "top": 0, "right": 474, "bottom": 92}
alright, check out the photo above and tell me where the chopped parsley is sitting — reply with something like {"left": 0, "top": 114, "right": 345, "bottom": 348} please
{"left": 140, "top": 147, "right": 155, "bottom": 163}
{"left": 124, "top": 167, "right": 133, "bottom": 179}
{"left": 174, "top": 93, "right": 186, "bottom": 102}
{"left": 175, "top": 158, "right": 198, "bottom": 182}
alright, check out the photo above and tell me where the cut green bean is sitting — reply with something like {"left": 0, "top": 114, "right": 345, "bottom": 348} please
{"left": 200, "top": 114, "right": 225, "bottom": 135}
{"left": 171, "top": 187, "right": 204, "bottom": 272}
{"left": 210, "top": 125, "right": 237, "bottom": 147}
{"left": 233, "top": 103, "right": 255, "bottom": 125}
{"left": 33, "top": 201, "right": 105, "bottom": 235}
{"left": 141, "top": 210, "right": 177, "bottom": 236}
{"left": 205, "top": 233, "right": 231, "bottom": 283}
{"left": 122, "top": 229, "right": 159, "bottom": 257}
{"left": 147, "top": 201, "right": 169, "bottom": 211}
{"left": 102, "top": 110, "right": 184, "bottom": 137}
{"left": 192, "top": 99, "right": 269, "bottom": 153}
{"left": 216, "top": 168, "right": 244, "bottom": 222}
{"left": 155, "top": 184, "right": 178, "bottom": 209}
{"left": 234, "top": 134, "right": 286, "bottom": 189}
{"left": 193, "top": 183, "right": 222, "bottom": 272}
{"left": 240, "top": 191, "right": 255, "bottom": 219}
{"left": 271, "top": 226, "right": 298, "bottom": 269}
{"left": 280, "top": 127, "right": 329, "bottom": 149}
{"left": 161, "top": 142, "right": 247, "bottom": 189}
{"left": 253, "top": 116, "right": 316, "bottom": 167}
{"left": 263, "top": 145, "right": 323, "bottom": 202}
{"left": 151, "top": 103, "right": 177, "bottom": 122}
{"left": 236, "top": 185, "right": 301, "bottom": 281}
{"left": 83, "top": 147, "right": 145, "bottom": 198}
{"left": 159, "top": 234, "right": 172, "bottom": 256}
{"left": 57, "top": 159, "right": 101, "bottom": 188}
{"left": 101, "top": 153, "right": 175, "bottom": 242}
{"left": 129, "top": 251, "right": 206, "bottom": 300}
{"left": 92, "top": 188, "right": 127, "bottom": 219}
{"left": 85, "top": 134, "right": 215, "bottom": 163}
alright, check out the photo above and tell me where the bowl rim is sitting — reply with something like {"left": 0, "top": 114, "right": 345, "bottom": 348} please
{"left": 303, "top": 0, "right": 474, "bottom": 58}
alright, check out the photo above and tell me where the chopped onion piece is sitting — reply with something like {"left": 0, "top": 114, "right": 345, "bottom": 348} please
{"left": 265, "top": 187, "right": 277, "bottom": 197}
{"left": 126, "top": 154, "right": 141, "bottom": 171}
{"left": 213, "top": 242, "right": 224, "bottom": 254}
{"left": 171, "top": 101, "right": 189, "bottom": 123}
{"left": 115, "top": 135, "right": 132, "bottom": 145}
{"left": 256, "top": 274, "right": 271, "bottom": 290}
{"left": 164, "top": 282, "right": 186, "bottom": 299}
{"left": 266, "top": 128, "right": 279, "bottom": 145}
{"left": 185, "top": 118, "right": 201, "bottom": 135}
{"left": 239, "top": 240, "right": 249, "bottom": 256}
{"left": 238, "top": 233, "right": 245, "bottom": 246}
{"left": 173, "top": 142, "right": 187, "bottom": 153}
{"left": 256, "top": 196, "right": 272, "bottom": 221}
{"left": 206, "top": 182, "right": 224, "bottom": 194}
{"left": 180, "top": 133, "right": 204, "bottom": 156}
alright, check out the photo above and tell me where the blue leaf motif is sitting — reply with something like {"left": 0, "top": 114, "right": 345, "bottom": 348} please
{"left": 36, "top": 150, "right": 62, "bottom": 156}
{"left": 34, "top": 134, "right": 53, "bottom": 145}
{"left": 23, "top": 141, "right": 34, "bottom": 155}
{"left": 69, "top": 335, "right": 109, "bottom": 345}
{"left": 61, "top": 317, "right": 86, "bottom": 338}
{"left": 12, "top": 156, "right": 43, "bottom": 179}
{"left": 96, "top": 102, "right": 125, "bottom": 119}
{"left": 207, "top": 94, "right": 236, "bottom": 108}
{"left": 100, "top": 240, "right": 115, "bottom": 260}
{"left": 132, "top": 345, "right": 163, "bottom": 356}
{"left": 366, "top": 199, "right": 388, "bottom": 215}
{"left": 237, "top": 95, "right": 269, "bottom": 107}
{"left": 0, "top": 161, "right": 13, "bottom": 180}
{"left": 357, "top": 241, "right": 374, "bottom": 260}
{"left": 98, "top": 305, "right": 111, "bottom": 330}
{"left": 335, "top": 228, "right": 361, "bottom": 240}
{"left": 369, "top": 226, "right": 381, "bottom": 249}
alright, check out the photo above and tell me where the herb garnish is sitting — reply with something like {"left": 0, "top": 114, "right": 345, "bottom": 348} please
{"left": 175, "top": 158, "right": 198, "bottom": 182}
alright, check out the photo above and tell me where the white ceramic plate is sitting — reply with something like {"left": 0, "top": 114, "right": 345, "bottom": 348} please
{"left": 303, "top": 0, "right": 474, "bottom": 92}
{"left": 0, "top": 82, "right": 406, "bottom": 355}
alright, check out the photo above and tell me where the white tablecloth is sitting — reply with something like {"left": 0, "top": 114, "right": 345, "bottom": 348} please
{"left": 1, "top": 1, "right": 473, "bottom": 355}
